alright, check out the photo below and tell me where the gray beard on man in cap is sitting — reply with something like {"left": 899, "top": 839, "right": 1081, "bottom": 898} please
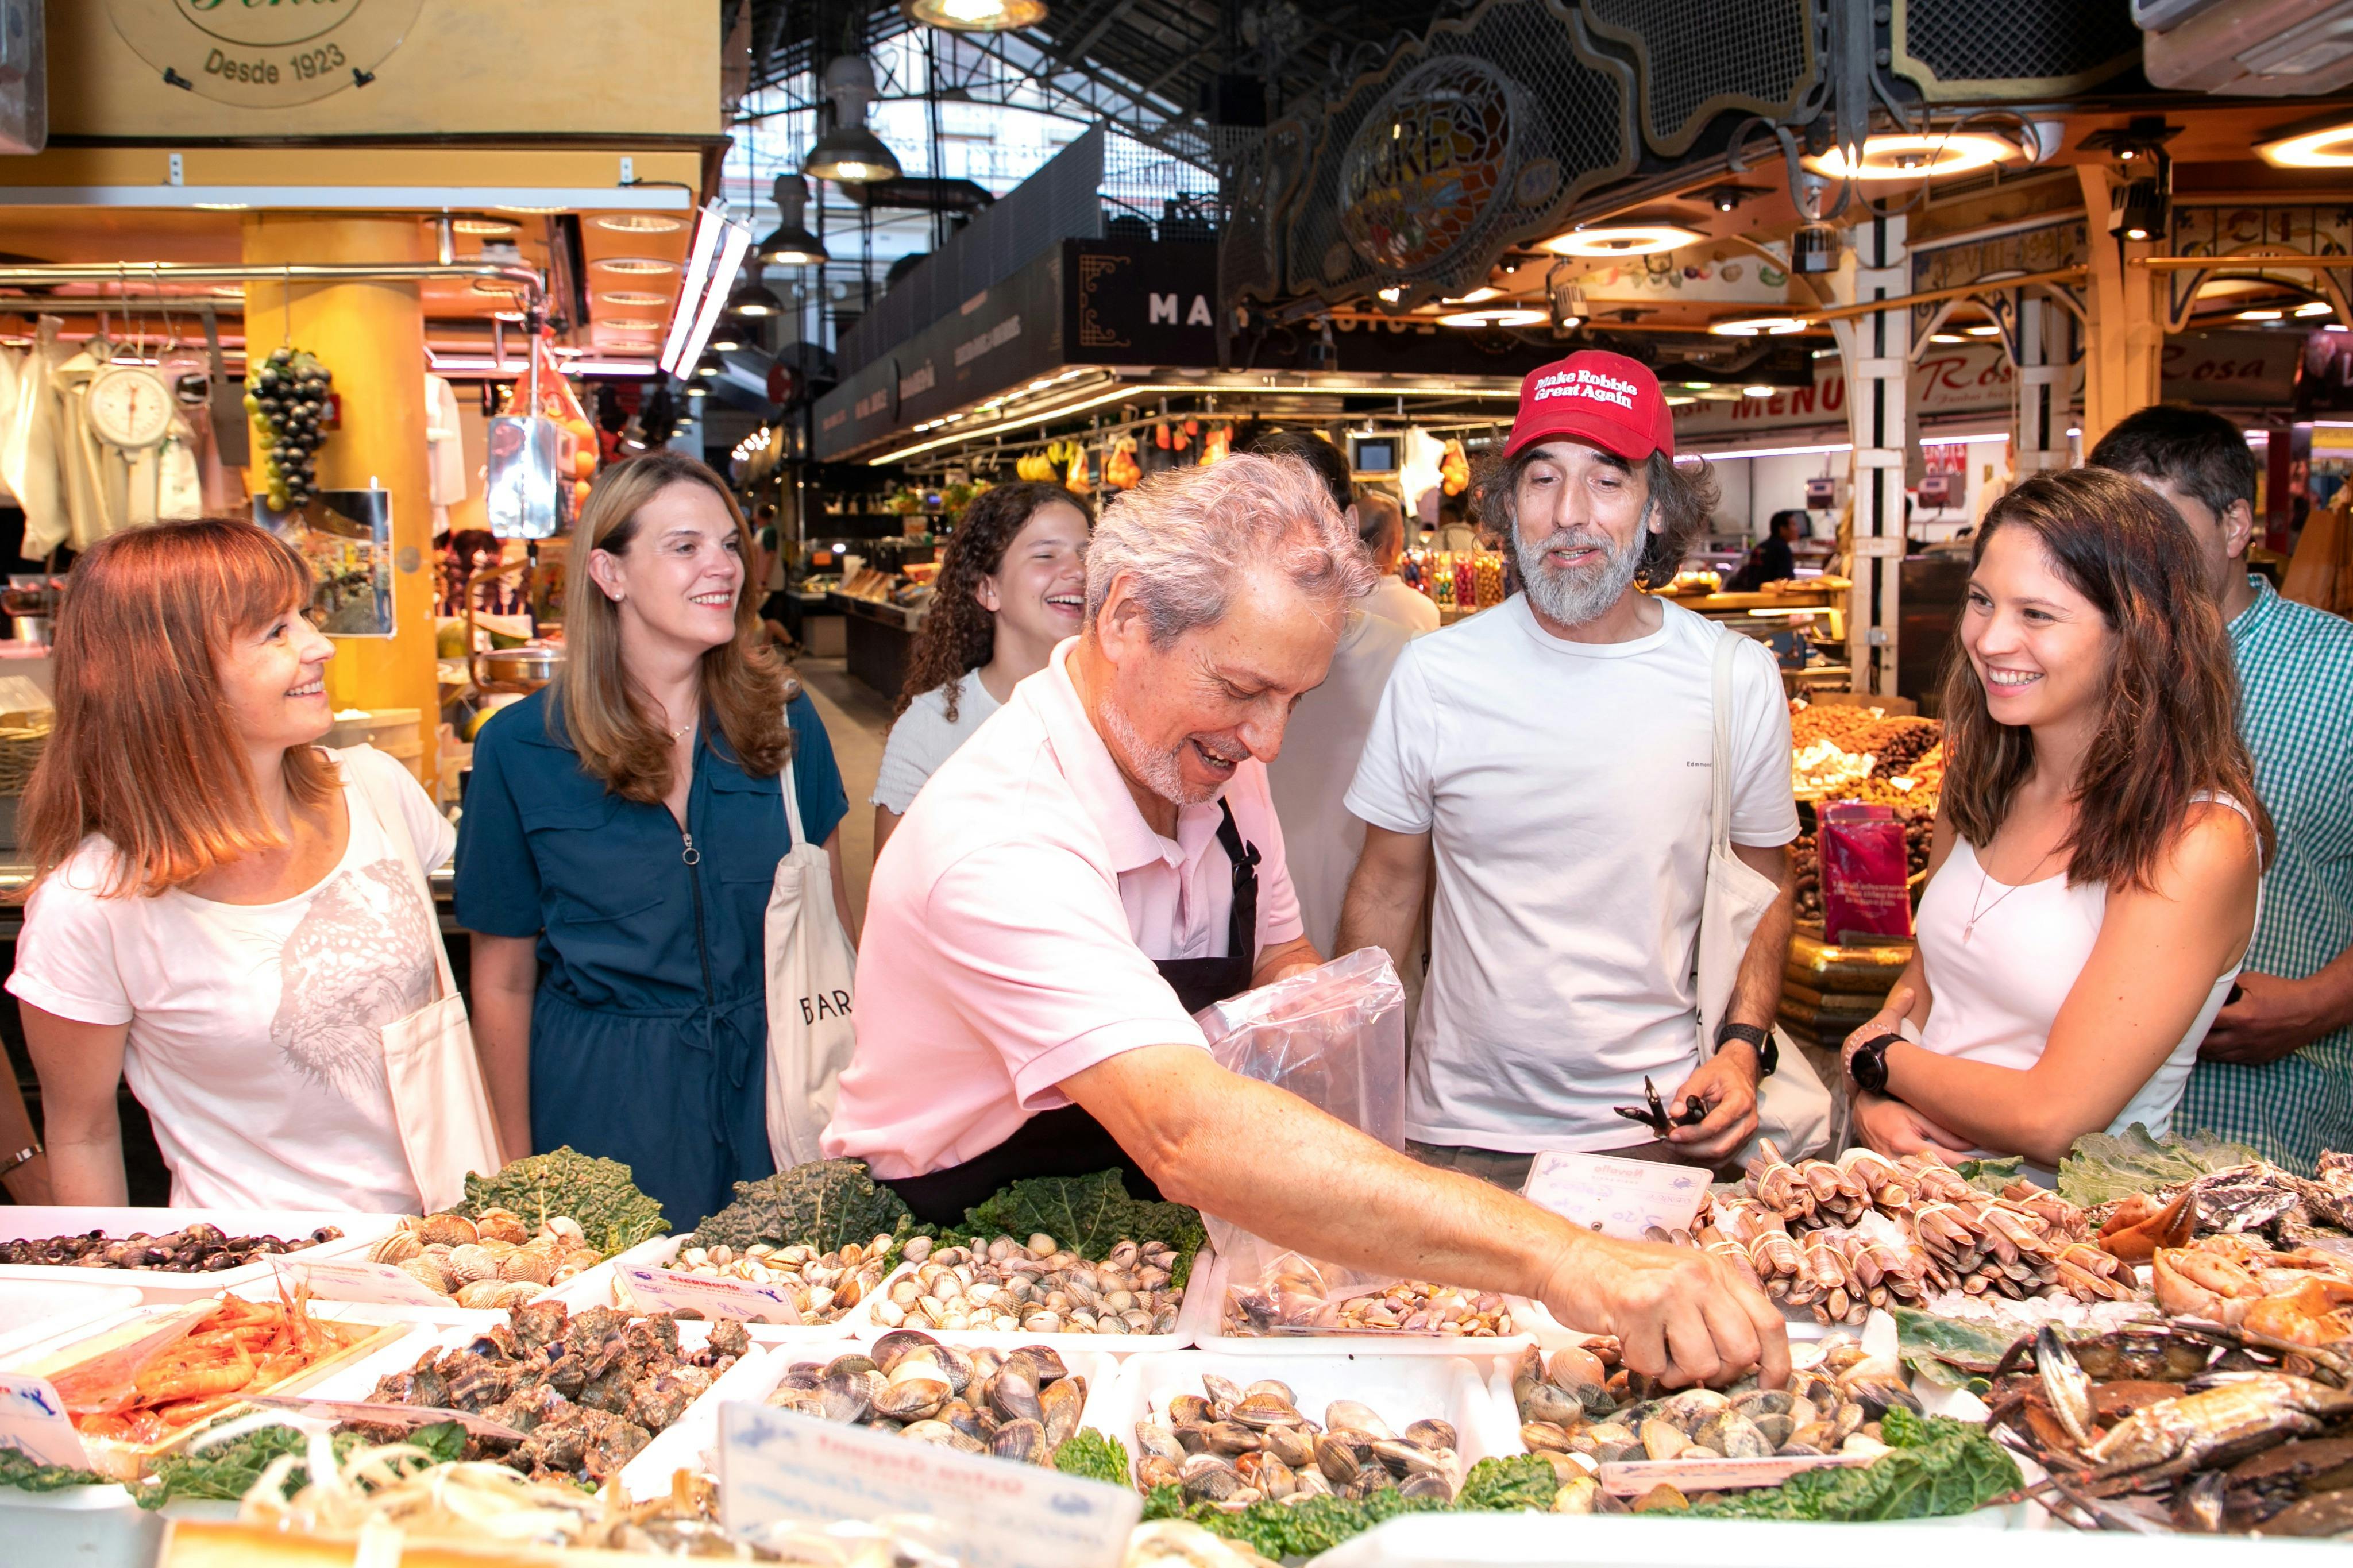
{"left": 1512, "top": 516, "right": 1645, "bottom": 627}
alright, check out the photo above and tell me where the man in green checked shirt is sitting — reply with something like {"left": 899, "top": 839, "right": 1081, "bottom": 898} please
{"left": 2093, "top": 407, "right": 2353, "bottom": 1174}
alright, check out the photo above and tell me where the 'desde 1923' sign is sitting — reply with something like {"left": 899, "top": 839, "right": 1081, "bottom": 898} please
{"left": 106, "top": 0, "right": 426, "bottom": 107}
{"left": 1338, "top": 56, "right": 1522, "bottom": 279}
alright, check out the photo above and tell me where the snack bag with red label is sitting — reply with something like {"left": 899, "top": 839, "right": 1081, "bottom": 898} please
{"left": 1820, "top": 801, "right": 1913, "bottom": 941}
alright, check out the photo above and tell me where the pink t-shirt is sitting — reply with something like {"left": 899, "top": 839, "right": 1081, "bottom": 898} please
{"left": 823, "top": 641, "right": 1305, "bottom": 1179}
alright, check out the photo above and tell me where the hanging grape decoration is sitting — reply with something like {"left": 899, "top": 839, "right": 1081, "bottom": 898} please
{"left": 245, "top": 347, "right": 332, "bottom": 513}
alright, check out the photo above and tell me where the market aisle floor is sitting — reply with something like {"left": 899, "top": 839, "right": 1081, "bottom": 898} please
{"left": 794, "top": 655, "right": 892, "bottom": 932}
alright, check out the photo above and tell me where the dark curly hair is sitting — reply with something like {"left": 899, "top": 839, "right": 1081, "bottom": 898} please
{"left": 1471, "top": 445, "right": 1718, "bottom": 590}
{"left": 895, "top": 481, "right": 1090, "bottom": 721}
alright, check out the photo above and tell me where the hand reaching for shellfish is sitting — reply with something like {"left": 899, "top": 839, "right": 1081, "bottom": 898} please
{"left": 1537, "top": 1234, "right": 1789, "bottom": 1393}
{"left": 1851, "top": 1090, "right": 1974, "bottom": 1161}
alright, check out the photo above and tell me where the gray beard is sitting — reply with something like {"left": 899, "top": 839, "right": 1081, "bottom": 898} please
{"left": 1514, "top": 521, "right": 1644, "bottom": 627}
{"left": 1100, "top": 689, "right": 1216, "bottom": 806}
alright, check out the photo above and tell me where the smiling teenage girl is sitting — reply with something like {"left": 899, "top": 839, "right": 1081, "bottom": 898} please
{"left": 871, "top": 482, "right": 1090, "bottom": 859}
{"left": 457, "top": 453, "right": 850, "bottom": 1227}
{"left": 10, "top": 520, "right": 465, "bottom": 1210}
{"left": 1842, "top": 469, "right": 2270, "bottom": 1172}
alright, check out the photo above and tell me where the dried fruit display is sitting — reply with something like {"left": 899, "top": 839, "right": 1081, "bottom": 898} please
{"left": 363, "top": 1208, "right": 604, "bottom": 1309}
{"left": 0, "top": 1222, "right": 343, "bottom": 1273}
{"left": 764, "top": 1331, "right": 1092, "bottom": 1467}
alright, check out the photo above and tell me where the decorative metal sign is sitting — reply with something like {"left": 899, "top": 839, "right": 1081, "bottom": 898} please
{"left": 105, "top": 0, "right": 424, "bottom": 107}
{"left": 1338, "top": 57, "right": 1523, "bottom": 278}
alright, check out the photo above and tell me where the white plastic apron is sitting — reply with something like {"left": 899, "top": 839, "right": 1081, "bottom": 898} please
{"left": 348, "top": 753, "right": 503, "bottom": 1211}
{"left": 763, "top": 756, "right": 859, "bottom": 1168}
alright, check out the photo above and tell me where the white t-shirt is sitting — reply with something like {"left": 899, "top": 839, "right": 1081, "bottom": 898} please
{"left": 8, "top": 746, "right": 456, "bottom": 1211}
{"left": 871, "top": 667, "right": 1001, "bottom": 815}
{"left": 1364, "top": 574, "right": 1441, "bottom": 636}
{"left": 1346, "top": 596, "right": 1799, "bottom": 1152}
{"left": 1267, "top": 609, "right": 1414, "bottom": 956}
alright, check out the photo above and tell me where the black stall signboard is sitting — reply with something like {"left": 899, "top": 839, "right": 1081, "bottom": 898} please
{"left": 816, "top": 239, "right": 1221, "bottom": 462}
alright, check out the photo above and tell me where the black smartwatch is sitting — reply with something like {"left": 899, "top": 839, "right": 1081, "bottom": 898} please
{"left": 1716, "top": 1022, "right": 1778, "bottom": 1079}
{"left": 1850, "top": 1032, "right": 1904, "bottom": 1096}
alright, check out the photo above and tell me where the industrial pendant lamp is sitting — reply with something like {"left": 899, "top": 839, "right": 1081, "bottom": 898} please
{"left": 726, "top": 273, "right": 786, "bottom": 318}
{"left": 757, "top": 174, "right": 829, "bottom": 266}
{"left": 901, "top": 0, "right": 1048, "bottom": 31}
{"left": 803, "top": 56, "right": 902, "bottom": 184}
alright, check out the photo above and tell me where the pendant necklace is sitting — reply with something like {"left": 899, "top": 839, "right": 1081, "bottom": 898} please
{"left": 1964, "top": 844, "right": 2057, "bottom": 943}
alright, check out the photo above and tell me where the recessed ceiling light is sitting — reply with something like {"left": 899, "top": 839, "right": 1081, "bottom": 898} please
{"left": 1442, "top": 288, "right": 1500, "bottom": 304}
{"left": 593, "top": 213, "right": 686, "bottom": 233}
{"left": 2259, "top": 119, "right": 2353, "bottom": 168}
{"left": 1928, "top": 332, "right": 1965, "bottom": 344}
{"left": 1710, "top": 315, "right": 1810, "bottom": 337}
{"left": 192, "top": 202, "right": 250, "bottom": 211}
{"left": 1963, "top": 323, "right": 2001, "bottom": 337}
{"left": 492, "top": 310, "right": 528, "bottom": 322}
{"left": 597, "top": 318, "right": 664, "bottom": 331}
{"left": 2295, "top": 300, "right": 2333, "bottom": 317}
{"left": 498, "top": 203, "right": 570, "bottom": 215}
{"left": 600, "top": 291, "right": 670, "bottom": 307}
{"left": 595, "top": 257, "right": 679, "bottom": 275}
{"left": 1436, "top": 308, "right": 1549, "bottom": 329}
{"left": 1540, "top": 225, "right": 1700, "bottom": 257}
{"left": 2238, "top": 307, "right": 2284, "bottom": 321}
{"left": 1804, "top": 133, "right": 2016, "bottom": 181}
{"left": 1742, "top": 385, "right": 1777, "bottom": 398}
{"left": 453, "top": 218, "right": 515, "bottom": 235}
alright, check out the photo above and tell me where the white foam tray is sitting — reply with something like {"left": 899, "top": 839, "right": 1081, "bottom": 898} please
{"left": 542, "top": 1234, "right": 861, "bottom": 1347}
{"left": 0, "top": 1277, "right": 144, "bottom": 1362}
{"left": 618, "top": 1331, "right": 1118, "bottom": 1504}
{"left": 1179, "top": 1246, "right": 1536, "bottom": 1356}
{"left": 1101, "top": 1347, "right": 1523, "bottom": 1496}
{"left": 295, "top": 1309, "right": 749, "bottom": 1407}
{"left": 0, "top": 1207, "right": 399, "bottom": 1302}
{"left": 834, "top": 1245, "right": 1204, "bottom": 1358}
{"left": 0, "top": 1296, "right": 467, "bottom": 1380}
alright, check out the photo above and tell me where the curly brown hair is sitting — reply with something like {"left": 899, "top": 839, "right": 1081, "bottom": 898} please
{"left": 895, "top": 481, "right": 1090, "bottom": 721}
{"left": 1471, "top": 446, "right": 1717, "bottom": 589}
{"left": 1939, "top": 468, "right": 2273, "bottom": 891}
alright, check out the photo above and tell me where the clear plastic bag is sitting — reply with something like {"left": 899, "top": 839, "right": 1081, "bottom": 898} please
{"left": 1195, "top": 950, "right": 1511, "bottom": 1337}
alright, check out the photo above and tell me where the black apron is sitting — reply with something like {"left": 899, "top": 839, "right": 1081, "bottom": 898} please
{"left": 885, "top": 801, "right": 1262, "bottom": 1226}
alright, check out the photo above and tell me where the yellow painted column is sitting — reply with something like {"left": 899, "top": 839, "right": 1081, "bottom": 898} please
{"left": 2075, "top": 167, "right": 2165, "bottom": 455}
{"left": 242, "top": 214, "right": 439, "bottom": 785}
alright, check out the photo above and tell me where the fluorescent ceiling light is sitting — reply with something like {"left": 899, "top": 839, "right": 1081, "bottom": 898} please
{"left": 596, "top": 318, "right": 663, "bottom": 331}
{"left": 1442, "top": 288, "right": 1500, "bottom": 304}
{"left": 2259, "top": 119, "right": 2353, "bottom": 168}
{"left": 599, "top": 257, "right": 680, "bottom": 276}
{"left": 2239, "top": 307, "right": 2285, "bottom": 321}
{"left": 1742, "top": 385, "right": 1777, "bottom": 397}
{"left": 1540, "top": 225, "right": 1699, "bottom": 257}
{"left": 1962, "top": 323, "right": 2000, "bottom": 337}
{"left": 594, "top": 214, "right": 685, "bottom": 233}
{"left": 1928, "top": 332, "right": 1965, "bottom": 343}
{"left": 599, "top": 291, "right": 669, "bottom": 307}
{"left": 2295, "top": 300, "right": 2334, "bottom": 317}
{"left": 1437, "top": 308, "right": 1546, "bottom": 328}
{"left": 673, "top": 221, "right": 752, "bottom": 378}
{"left": 658, "top": 204, "right": 727, "bottom": 374}
{"left": 1711, "top": 315, "right": 1810, "bottom": 337}
{"left": 1804, "top": 133, "right": 2016, "bottom": 181}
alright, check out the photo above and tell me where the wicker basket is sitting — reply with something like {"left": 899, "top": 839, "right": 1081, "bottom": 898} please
{"left": 0, "top": 724, "right": 49, "bottom": 795}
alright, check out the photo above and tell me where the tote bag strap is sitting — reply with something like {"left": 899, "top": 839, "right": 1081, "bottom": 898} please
{"left": 779, "top": 754, "right": 805, "bottom": 845}
{"left": 1708, "top": 628, "right": 1741, "bottom": 856}
{"left": 342, "top": 747, "right": 460, "bottom": 1002}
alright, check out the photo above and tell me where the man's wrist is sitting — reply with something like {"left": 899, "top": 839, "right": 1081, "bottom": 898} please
{"left": 1712, "top": 1037, "right": 1763, "bottom": 1084}
{"left": 1715, "top": 1021, "right": 1775, "bottom": 1078}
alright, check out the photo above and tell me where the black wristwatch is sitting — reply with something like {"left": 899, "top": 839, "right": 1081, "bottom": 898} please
{"left": 1716, "top": 1022, "right": 1778, "bottom": 1079}
{"left": 1850, "top": 1032, "right": 1904, "bottom": 1096}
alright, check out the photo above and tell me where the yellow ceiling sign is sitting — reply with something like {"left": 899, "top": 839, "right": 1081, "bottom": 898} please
{"left": 105, "top": 0, "right": 425, "bottom": 107}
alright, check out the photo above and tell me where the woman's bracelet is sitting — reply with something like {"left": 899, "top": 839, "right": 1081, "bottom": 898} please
{"left": 0, "top": 1142, "right": 41, "bottom": 1179}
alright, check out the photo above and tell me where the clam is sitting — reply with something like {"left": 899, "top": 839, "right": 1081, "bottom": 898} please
{"left": 412, "top": 1213, "right": 477, "bottom": 1247}
{"left": 1522, "top": 1421, "right": 1576, "bottom": 1453}
{"left": 899, "top": 1419, "right": 961, "bottom": 1447}
{"left": 1326, "top": 1401, "right": 1396, "bottom": 1440}
{"left": 821, "top": 1366, "right": 878, "bottom": 1423}
{"left": 1263, "top": 1424, "right": 1317, "bottom": 1469}
{"left": 992, "top": 1418, "right": 1052, "bottom": 1466}
{"left": 1244, "top": 1379, "right": 1295, "bottom": 1404}
{"left": 1180, "top": 1455, "right": 1241, "bottom": 1503}
{"left": 872, "top": 1329, "right": 940, "bottom": 1372}
{"left": 1136, "top": 1455, "right": 1182, "bottom": 1490}
{"left": 368, "top": 1231, "right": 423, "bottom": 1265}
{"left": 1400, "top": 1472, "right": 1453, "bottom": 1500}
{"left": 989, "top": 1366, "right": 1043, "bottom": 1425}
{"left": 1641, "top": 1418, "right": 1689, "bottom": 1462}
{"left": 1235, "top": 1451, "right": 1298, "bottom": 1499}
{"left": 1168, "top": 1394, "right": 1213, "bottom": 1426}
{"left": 1201, "top": 1420, "right": 1262, "bottom": 1455}
{"left": 448, "top": 1243, "right": 504, "bottom": 1284}
{"left": 1518, "top": 1381, "right": 1586, "bottom": 1428}
{"left": 1203, "top": 1374, "right": 1248, "bottom": 1408}
{"left": 1135, "top": 1420, "right": 1185, "bottom": 1461}
{"left": 1038, "top": 1376, "right": 1085, "bottom": 1447}
{"left": 1404, "top": 1418, "right": 1457, "bottom": 1451}
{"left": 473, "top": 1207, "right": 530, "bottom": 1246}
{"left": 1233, "top": 1392, "right": 1305, "bottom": 1430}
{"left": 765, "top": 1385, "right": 827, "bottom": 1419}
{"left": 874, "top": 1364, "right": 952, "bottom": 1422}
{"left": 1313, "top": 1432, "right": 1361, "bottom": 1484}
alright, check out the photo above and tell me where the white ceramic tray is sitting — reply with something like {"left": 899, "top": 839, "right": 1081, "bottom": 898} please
{"left": 1179, "top": 1246, "right": 1536, "bottom": 1357}
{"left": 830, "top": 1246, "right": 1205, "bottom": 1358}
{"left": 294, "top": 1308, "right": 750, "bottom": 1407}
{"left": 1100, "top": 1347, "right": 1522, "bottom": 1496}
{"left": 617, "top": 1331, "right": 1119, "bottom": 1503}
{"left": 0, "top": 1207, "right": 398, "bottom": 1302}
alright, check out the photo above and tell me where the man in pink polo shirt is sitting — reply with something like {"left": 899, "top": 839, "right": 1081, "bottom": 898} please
{"left": 826, "top": 451, "right": 1787, "bottom": 1390}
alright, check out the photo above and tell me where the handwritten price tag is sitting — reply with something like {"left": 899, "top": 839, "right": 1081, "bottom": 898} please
{"left": 277, "top": 1256, "right": 452, "bottom": 1308}
{"left": 720, "top": 1403, "right": 1138, "bottom": 1568}
{"left": 619, "top": 1265, "right": 802, "bottom": 1323}
{"left": 1521, "top": 1150, "right": 1710, "bottom": 1241}
{"left": 0, "top": 1372, "right": 92, "bottom": 1470}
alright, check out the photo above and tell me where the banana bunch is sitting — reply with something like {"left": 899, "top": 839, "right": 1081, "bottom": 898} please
{"left": 1016, "top": 439, "right": 1083, "bottom": 483}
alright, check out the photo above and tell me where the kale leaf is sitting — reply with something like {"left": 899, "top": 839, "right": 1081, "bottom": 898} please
{"left": 0, "top": 1447, "right": 112, "bottom": 1493}
{"left": 2057, "top": 1125, "right": 2262, "bottom": 1208}
{"left": 1133, "top": 1455, "right": 1552, "bottom": 1558}
{"left": 1893, "top": 1306, "right": 2019, "bottom": 1394}
{"left": 694, "top": 1158, "right": 915, "bottom": 1256}
{"left": 1050, "top": 1430, "right": 1131, "bottom": 1487}
{"left": 450, "top": 1146, "right": 670, "bottom": 1253}
{"left": 944, "top": 1169, "right": 1206, "bottom": 1281}
{"left": 1454, "top": 1455, "right": 1559, "bottom": 1512}
{"left": 1684, "top": 1407, "right": 2020, "bottom": 1522}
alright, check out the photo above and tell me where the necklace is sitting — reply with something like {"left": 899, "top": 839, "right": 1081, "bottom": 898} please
{"left": 1963, "top": 844, "right": 2057, "bottom": 943}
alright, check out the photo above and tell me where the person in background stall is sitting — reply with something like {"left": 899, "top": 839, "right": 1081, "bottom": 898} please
{"left": 2091, "top": 405, "right": 2353, "bottom": 1173}
{"left": 1355, "top": 489, "right": 1441, "bottom": 636}
{"left": 871, "top": 481, "right": 1090, "bottom": 860}
{"left": 457, "top": 452, "right": 853, "bottom": 1227}
{"left": 9, "top": 520, "right": 462, "bottom": 1211}
{"left": 1728, "top": 510, "right": 1804, "bottom": 593}
{"left": 440, "top": 528, "right": 521, "bottom": 617}
{"left": 1841, "top": 470, "right": 2269, "bottom": 1175}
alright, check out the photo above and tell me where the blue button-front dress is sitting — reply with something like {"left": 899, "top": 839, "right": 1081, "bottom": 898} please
{"left": 453, "top": 688, "right": 849, "bottom": 1229}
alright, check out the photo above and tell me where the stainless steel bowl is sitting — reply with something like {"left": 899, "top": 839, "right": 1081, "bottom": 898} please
{"left": 470, "top": 643, "right": 563, "bottom": 694}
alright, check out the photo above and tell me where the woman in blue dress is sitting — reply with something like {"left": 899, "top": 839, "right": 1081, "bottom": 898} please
{"left": 456, "top": 452, "right": 850, "bottom": 1227}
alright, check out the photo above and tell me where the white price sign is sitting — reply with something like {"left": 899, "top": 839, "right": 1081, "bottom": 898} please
{"left": 1521, "top": 1150, "right": 1710, "bottom": 1241}
{"left": 0, "top": 1372, "right": 91, "bottom": 1471}
{"left": 720, "top": 1403, "right": 1139, "bottom": 1568}
{"left": 278, "top": 1257, "right": 452, "bottom": 1308}
{"left": 619, "top": 1265, "right": 805, "bottom": 1323}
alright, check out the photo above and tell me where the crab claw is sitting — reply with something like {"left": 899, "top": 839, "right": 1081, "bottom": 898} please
{"left": 2036, "top": 1325, "right": 2097, "bottom": 1450}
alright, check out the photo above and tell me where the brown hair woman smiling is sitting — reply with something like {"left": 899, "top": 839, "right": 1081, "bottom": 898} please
{"left": 456, "top": 452, "right": 853, "bottom": 1226}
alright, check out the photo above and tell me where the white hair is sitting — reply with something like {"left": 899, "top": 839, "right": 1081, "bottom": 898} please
{"left": 1084, "top": 453, "right": 1378, "bottom": 644}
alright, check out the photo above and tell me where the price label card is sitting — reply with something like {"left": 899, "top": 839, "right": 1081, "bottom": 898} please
{"left": 1522, "top": 1150, "right": 1710, "bottom": 1241}
{"left": 721, "top": 1403, "right": 1139, "bottom": 1568}
{"left": 0, "top": 1372, "right": 92, "bottom": 1470}
{"left": 619, "top": 1265, "right": 803, "bottom": 1323}
{"left": 278, "top": 1256, "right": 452, "bottom": 1308}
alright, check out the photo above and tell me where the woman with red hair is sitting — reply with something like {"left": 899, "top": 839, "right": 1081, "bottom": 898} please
{"left": 9, "top": 519, "right": 474, "bottom": 1211}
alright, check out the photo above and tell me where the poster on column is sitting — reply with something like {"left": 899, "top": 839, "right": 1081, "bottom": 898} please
{"left": 257, "top": 489, "right": 396, "bottom": 637}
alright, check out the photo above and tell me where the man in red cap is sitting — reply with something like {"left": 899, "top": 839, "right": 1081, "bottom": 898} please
{"left": 1337, "top": 350, "right": 1802, "bottom": 1181}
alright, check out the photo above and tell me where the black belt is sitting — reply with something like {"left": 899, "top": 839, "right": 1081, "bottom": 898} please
{"left": 886, "top": 799, "right": 1262, "bottom": 1226}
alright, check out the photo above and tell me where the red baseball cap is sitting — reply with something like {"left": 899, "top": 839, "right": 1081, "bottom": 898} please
{"left": 1504, "top": 349, "right": 1675, "bottom": 462}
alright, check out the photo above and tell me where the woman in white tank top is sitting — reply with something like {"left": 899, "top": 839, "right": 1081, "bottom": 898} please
{"left": 1839, "top": 470, "right": 2270, "bottom": 1172}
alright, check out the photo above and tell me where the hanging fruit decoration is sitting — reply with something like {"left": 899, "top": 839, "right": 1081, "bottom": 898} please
{"left": 1199, "top": 425, "right": 1232, "bottom": 466}
{"left": 1440, "top": 438, "right": 1471, "bottom": 497}
{"left": 1105, "top": 435, "right": 1142, "bottom": 489}
{"left": 245, "top": 347, "right": 332, "bottom": 513}
{"left": 1064, "top": 443, "right": 1092, "bottom": 496}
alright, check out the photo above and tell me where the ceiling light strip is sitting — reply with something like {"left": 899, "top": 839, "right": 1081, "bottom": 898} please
{"left": 676, "top": 222, "right": 753, "bottom": 379}
{"left": 0, "top": 185, "right": 692, "bottom": 210}
{"left": 659, "top": 204, "right": 728, "bottom": 374}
